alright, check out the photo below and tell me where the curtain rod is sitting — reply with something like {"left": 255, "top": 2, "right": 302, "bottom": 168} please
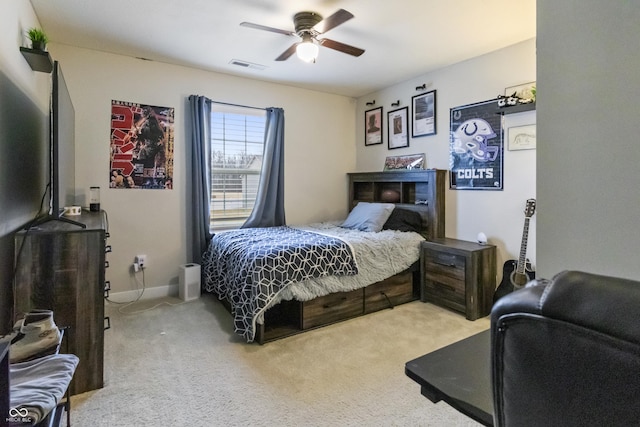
{"left": 211, "top": 100, "right": 266, "bottom": 111}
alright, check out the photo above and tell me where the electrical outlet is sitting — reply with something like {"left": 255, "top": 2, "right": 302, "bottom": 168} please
{"left": 135, "top": 254, "right": 147, "bottom": 269}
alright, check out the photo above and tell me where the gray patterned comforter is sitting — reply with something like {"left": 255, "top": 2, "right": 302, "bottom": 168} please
{"left": 202, "top": 226, "right": 358, "bottom": 342}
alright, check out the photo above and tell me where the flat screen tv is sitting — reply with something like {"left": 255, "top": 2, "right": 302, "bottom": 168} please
{"left": 51, "top": 60, "right": 83, "bottom": 227}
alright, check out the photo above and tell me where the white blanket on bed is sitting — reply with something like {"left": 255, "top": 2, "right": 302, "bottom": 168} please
{"left": 272, "top": 222, "right": 424, "bottom": 305}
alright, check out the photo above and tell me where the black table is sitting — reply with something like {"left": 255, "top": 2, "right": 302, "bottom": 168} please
{"left": 405, "top": 330, "right": 494, "bottom": 426}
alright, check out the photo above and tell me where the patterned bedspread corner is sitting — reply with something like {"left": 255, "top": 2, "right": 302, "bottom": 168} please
{"left": 202, "top": 226, "right": 358, "bottom": 342}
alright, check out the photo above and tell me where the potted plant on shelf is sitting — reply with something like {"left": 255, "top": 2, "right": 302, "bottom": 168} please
{"left": 27, "top": 27, "right": 49, "bottom": 51}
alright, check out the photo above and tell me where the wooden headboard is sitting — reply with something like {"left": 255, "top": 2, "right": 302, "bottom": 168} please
{"left": 347, "top": 169, "right": 446, "bottom": 240}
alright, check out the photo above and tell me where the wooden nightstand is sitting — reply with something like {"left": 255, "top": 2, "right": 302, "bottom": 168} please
{"left": 420, "top": 238, "right": 496, "bottom": 320}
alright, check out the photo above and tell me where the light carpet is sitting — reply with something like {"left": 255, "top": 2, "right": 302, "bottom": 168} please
{"left": 68, "top": 295, "right": 489, "bottom": 426}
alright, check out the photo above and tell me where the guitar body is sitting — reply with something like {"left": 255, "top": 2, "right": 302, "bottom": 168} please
{"left": 493, "top": 259, "right": 535, "bottom": 303}
{"left": 493, "top": 198, "right": 537, "bottom": 304}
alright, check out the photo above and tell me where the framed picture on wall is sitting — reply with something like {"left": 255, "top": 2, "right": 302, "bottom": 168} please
{"left": 508, "top": 124, "right": 536, "bottom": 150}
{"left": 505, "top": 81, "right": 536, "bottom": 103}
{"left": 387, "top": 107, "right": 409, "bottom": 149}
{"left": 364, "top": 107, "right": 383, "bottom": 146}
{"left": 411, "top": 90, "right": 436, "bottom": 137}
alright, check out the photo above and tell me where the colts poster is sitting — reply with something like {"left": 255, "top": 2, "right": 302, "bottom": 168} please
{"left": 449, "top": 100, "right": 503, "bottom": 190}
{"left": 110, "top": 100, "right": 174, "bottom": 189}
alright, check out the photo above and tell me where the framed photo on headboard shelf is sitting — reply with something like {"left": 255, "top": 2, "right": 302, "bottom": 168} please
{"left": 383, "top": 153, "right": 425, "bottom": 171}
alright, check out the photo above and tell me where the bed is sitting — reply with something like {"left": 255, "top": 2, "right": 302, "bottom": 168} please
{"left": 203, "top": 169, "right": 446, "bottom": 343}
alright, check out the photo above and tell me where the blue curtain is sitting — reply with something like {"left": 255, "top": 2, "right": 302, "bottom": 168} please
{"left": 187, "top": 95, "right": 213, "bottom": 264}
{"left": 242, "top": 107, "right": 286, "bottom": 228}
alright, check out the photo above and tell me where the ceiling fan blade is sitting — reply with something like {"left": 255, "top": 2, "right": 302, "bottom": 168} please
{"left": 240, "top": 22, "right": 294, "bottom": 36}
{"left": 314, "top": 9, "right": 354, "bottom": 34}
{"left": 319, "top": 38, "right": 365, "bottom": 57}
{"left": 275, "top": 43, "right": 299, "bottom": 61}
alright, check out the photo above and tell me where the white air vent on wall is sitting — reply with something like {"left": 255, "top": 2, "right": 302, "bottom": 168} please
{"left": 229, "top": 59, "right": 267, "bottom": 71}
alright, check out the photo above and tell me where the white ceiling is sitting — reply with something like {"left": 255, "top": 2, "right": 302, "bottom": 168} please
{"left": 30, "top": 0, "right": 536, "bottom": 98}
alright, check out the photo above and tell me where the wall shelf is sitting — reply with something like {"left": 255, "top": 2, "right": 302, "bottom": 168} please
{"left": 20, "top": 47, "right": 53, "bottom": 73}
{"left": 497, "top": 102, "right": 536, "bottom": 115}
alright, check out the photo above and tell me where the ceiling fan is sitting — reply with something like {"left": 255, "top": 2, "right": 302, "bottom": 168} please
{"left": 240, "top": 9, "right": 365, "bottom": 63}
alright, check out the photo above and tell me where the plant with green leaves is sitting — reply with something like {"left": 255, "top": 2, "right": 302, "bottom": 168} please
{"left": 27, "top": 27, "right": 49, "bottom": 50}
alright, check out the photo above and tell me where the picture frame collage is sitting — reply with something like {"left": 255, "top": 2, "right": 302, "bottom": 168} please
{"left": 365, "top": 81, "right": 535, "bottom": 180}
{"left": 365, "top": 90, "right": 436, "bottom": 171}
{"left": 364, "top": 89, "right": 437, "bottom": 151}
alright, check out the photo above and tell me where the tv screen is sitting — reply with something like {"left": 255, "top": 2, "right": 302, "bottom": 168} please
{"left": 51, "top": 61, "right": 75, "bottom": 218}
{"left": 0, "top": 70, "right": 48, "bottom": 233}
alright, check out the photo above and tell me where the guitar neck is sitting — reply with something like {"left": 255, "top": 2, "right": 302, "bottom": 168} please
{"left": 516, "top": 217, "right": 530, "bottom": 275}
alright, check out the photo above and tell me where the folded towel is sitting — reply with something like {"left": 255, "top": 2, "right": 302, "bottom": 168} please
{"left": 9, "top": 353, "right": 79, "bottom": 425}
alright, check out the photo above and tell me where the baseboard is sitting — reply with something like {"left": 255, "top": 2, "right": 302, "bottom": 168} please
{"left": 108, "top": 284, "right": 179, "bottom": 303}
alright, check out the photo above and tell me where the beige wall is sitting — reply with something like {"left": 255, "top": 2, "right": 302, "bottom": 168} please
{"left": 356, "top": 39, "right": 537, "bottom": 281}
{"left": 49, "top": 44, "right": 356, "bottom": 298}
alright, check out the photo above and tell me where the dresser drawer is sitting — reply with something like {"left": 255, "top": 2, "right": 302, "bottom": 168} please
{"left": 364, "top": 271, "right": 415, "bottom": 313}
{"left": 302, "top": 288, "right": 363, "bottom": 329}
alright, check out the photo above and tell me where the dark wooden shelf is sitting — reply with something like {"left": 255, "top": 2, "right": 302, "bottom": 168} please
{"left": 20, "top": 47, "right": 53, "bottom": 73}
{"left": 496, "top": 102, "right": 536, "bottom": 115}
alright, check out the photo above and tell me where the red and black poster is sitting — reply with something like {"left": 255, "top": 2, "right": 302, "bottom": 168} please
{"left": 449, "top": 99, "right": 503, "bottom": 190}
{"left": 110, "top": 100, "right": 174, "bottom": 189}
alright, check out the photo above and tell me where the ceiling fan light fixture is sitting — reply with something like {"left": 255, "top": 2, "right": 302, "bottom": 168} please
{"left": 296, "top": 40, "right": 318, "bottom": 63}
{"left": 241, "top": 9, "right": 364, "bottom": 62}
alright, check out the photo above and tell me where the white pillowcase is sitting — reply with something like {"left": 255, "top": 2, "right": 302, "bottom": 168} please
{"left": 341, "top": 202, "right": 396, "bottom": 232}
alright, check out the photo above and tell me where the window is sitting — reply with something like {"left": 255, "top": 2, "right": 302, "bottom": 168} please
{"left": 210, "top": 105, "right": 266, "bottom": 231}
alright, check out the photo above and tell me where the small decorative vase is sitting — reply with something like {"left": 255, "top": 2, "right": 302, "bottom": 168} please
{"left": 31, "top": 41, "right": 46, "bottom": 51}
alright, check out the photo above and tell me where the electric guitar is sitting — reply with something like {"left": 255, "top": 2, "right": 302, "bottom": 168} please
{"left": 493, "top": 199, "right": 536, "bottom": 302}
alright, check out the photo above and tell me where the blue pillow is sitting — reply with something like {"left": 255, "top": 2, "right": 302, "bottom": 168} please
{"left": 341, "top": 202, "right": 395, "bottom": 232}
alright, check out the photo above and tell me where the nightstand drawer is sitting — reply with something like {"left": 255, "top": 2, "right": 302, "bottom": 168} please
{"left": 423, "top": 278, "right": 466, "bottom": 308}
{"left": 423, "top": 252, "right": 466, "bottom": 281}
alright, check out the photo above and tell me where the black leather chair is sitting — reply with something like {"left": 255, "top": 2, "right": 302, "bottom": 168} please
{"left": 491, "top": 270, "right": 640, "bottom": 427}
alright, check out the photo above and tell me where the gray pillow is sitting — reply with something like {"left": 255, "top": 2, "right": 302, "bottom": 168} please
{"left": 341, "top": 202, "right": 395, "bottom": 232}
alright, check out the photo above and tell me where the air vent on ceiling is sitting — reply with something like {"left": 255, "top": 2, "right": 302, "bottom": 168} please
{"left": 229, "top": 59, "right": 267, "bottom": 71}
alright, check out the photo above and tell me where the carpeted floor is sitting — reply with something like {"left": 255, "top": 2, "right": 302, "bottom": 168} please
{"left": 68, "top": 295, "right": 489, "bottom": 426}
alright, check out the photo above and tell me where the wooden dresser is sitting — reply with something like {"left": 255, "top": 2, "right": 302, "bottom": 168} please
{"left": 14, "top": 210, "right": 108, "bottom": 395}
{"left": 420, "top": 238, "right": 496, "bottom": 320}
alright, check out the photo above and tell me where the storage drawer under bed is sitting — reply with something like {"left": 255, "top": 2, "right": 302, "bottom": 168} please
{"left": 301, "top": 288, "right": 364, "bottom": 329}
{"left": 364, "top": 270, "right": 415, "bottom": 313}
